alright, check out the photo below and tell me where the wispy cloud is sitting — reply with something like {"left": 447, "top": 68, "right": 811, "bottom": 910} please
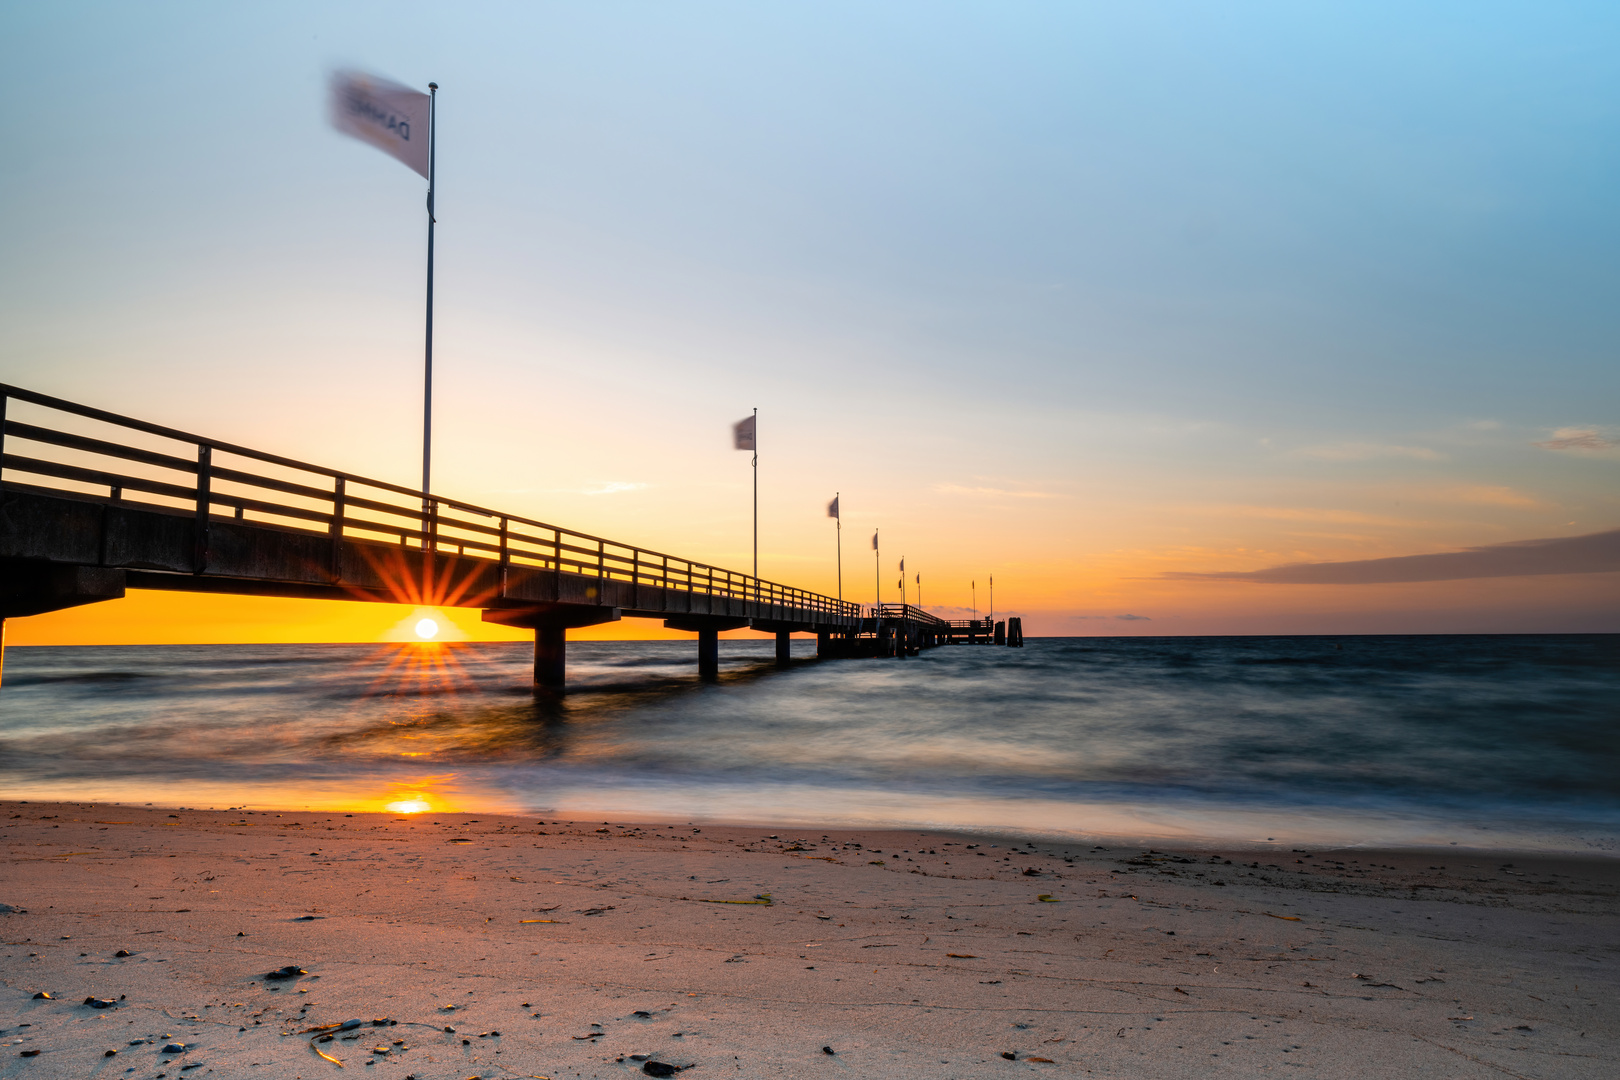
{"left": 934, "top": 483, "right": 1062, "bottom": 499}
{"left": 1534, "top": 427, "right": 1617, "bottom": 452}
{"left": 1293, "top": 442, "right": 1445, "bottom": 462}
{"left": 1164, "top": 528, "right": 1620, "bottom": 585}
{"left": 1211, "top": 505, "right": 1423, "bottom": 528}
{"left": 1069, "top": 613, "right": 1153, "bottom": 621}
{"left": 1442, "top": 485, "right": 1543, "bottom": 508}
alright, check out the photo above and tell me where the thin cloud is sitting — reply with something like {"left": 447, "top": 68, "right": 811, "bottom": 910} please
{"left": 1069, "top": 613, "right": 1152, "bottom": 621}
{"left": 1164, "top": 528, "right": 1620, "bottom": 585}
{"left": 934, "top": 483, "right": 1061, "bottom": 499}
{"left": 1210, "top": 505, "right": 1422, "bottom": 528}
{"left": 1442, "top": 485, "right": 1543, "bottom": 508}
{"left": 1534, "top": 428, "right": 1616, "bottom": 452}
{"left": 581, "top": 481, "right": 648, "bottom": 496}
{"left": 1294, "top": 442, "right": 1445, "bottom": 462}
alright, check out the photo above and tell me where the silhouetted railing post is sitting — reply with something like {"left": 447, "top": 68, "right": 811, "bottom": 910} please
{"left": 498, "top": 515, "right": 509, "bottom": 598}
{"left": 193, "top": 445, "right": 212, "bottom": 574}
{"left": 329, "top": 476, "right": 345, "bottom": 583}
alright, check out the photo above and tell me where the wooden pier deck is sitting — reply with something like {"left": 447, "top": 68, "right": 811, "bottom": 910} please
{"left": 0, "top": 384, "right": 1014, "bottom": 687}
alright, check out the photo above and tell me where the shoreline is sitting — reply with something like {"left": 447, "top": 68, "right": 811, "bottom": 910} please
{"left": 2, "top": 801, "right": 1616, "bottom": 1078}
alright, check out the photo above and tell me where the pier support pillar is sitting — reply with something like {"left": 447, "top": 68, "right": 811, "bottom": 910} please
{"left": 698, "top": 628, "right": 720, "bottom": 681}
{"left": 816, "top": 630, "right": 830, "bottom": 658}
{"left": 663, "top": 616, "right": 748, "bottom": 683}
{"left": 534, "top": 625, "right": 566, "bottom": 689}
{"left": 775, "top": 630, "right": 792, "bottom": 668}
{"left": 483, "top": 603, "right": 621, "bottom": 693}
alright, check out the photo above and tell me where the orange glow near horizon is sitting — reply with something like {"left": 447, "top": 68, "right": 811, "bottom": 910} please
{"left": 2, "top": 590, "right": 796, "bottom": 646}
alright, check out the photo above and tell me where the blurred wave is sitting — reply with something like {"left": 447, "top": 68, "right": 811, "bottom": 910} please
{"left": 0, "top": 635, "right": 1615, "bottom": 851}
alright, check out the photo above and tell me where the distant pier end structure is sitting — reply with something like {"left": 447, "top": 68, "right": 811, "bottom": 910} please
{"left": 0, "top": 386, "right": 1020, "bottom": 687}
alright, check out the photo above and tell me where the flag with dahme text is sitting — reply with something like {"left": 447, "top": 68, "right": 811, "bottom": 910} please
{"left": 329, "top": 70, "right": 431, "bottom": 178}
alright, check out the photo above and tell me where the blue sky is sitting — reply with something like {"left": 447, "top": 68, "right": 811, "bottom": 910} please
{"left": 3, "top": 1, "right": 1617, "bottom": 637}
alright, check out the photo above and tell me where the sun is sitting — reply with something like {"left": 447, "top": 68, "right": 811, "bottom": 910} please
{"left": 415, "top": 618, "right": 439, "bottom": 640}
{"left": 385, "top": 798, "right": 432, "bottom": 814}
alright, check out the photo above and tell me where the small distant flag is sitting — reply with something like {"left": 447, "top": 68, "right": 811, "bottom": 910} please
{"left": 916, "top": 573, "right": 920, "bottom": 585}
{"left": 872, "top": 531, "right": 879, "bottom": 550}
{"left": 827, "top": 495, "right": 839, "bottom": 520}
{"left": 899, "top": 557, "right": 905, "bottom": 572}
{"left": 733, "top": 414, "right": 757, "bottom": 451}
{"left": 329, "top": 70, "right": 431, "bottom": 178}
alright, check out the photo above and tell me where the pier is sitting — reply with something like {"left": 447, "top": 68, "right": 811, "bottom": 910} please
{"left": 0, "top": 385, "right": 1017, "bottom": 687}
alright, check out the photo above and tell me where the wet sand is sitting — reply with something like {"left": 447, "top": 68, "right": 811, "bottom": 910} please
{"left": 2, "top": 802, "right": 1616, "bottom": 1078}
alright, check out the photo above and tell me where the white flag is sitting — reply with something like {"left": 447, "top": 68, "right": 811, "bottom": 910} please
{"left": 330, "top": 70, "right": 431, "bottom": 178}
{"left": 733, "top": 414, "right": 756, "bottom": 451}
{"left": 827, "top": 495, "right": 839, "bottom": 520}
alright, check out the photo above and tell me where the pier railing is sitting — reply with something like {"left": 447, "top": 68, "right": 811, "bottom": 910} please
{"left": 874, "top": 603, "right": 950, "bottom": 629}
{"left": 0, "top": 384, "right": 860, "bottom": 620}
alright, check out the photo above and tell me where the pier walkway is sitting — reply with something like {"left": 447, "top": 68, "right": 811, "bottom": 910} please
{"left": 0, "top": 385, "right": 1013, "bottom": 687}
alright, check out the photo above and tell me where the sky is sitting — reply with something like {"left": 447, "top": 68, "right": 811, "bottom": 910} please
{"left": 2, "top": 1, "right": 1617, "bottom": 644}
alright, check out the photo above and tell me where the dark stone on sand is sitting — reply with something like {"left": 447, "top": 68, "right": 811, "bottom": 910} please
{"left": 161, "top": 1043, "right": 186, "bottom": 1054}
{"left": 83, "top": 997, "right": 117, "bottom": 1009}
{"left": 1002, "top": 1051, "right": 1017, "bottom": 1060}
{"left": 115, "top": 949, "right": 132, "bottom": 957}
{"left": 264, "top": 965, "right": 306, "bottom": 980}
{"left": 31, "top": 991, "right": 51, "bottom": 999}
{"left": 19, "top": 1049, "right": 40, "bottom": 1057}
{"left": 822, "top": 1046, "right": 836, "bottom": 1054}
{"left": 643, "top": 1063, "right": 677, "bottom": 1078}
{"left": 105, "top": 1049, "right": 118, "bottom": 1057}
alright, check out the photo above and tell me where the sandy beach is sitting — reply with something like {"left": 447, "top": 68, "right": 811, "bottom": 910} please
{"left": 2, "top": 802, "right": 1616, "bottom": 1079}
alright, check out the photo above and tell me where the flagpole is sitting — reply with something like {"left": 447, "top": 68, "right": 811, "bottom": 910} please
{"left": 990, "top": 575, "right": 994, "bottom": 623}
{"left": 874, "top": 529, "right": 879, "bottom": 615}
{"left": 751, "top": 407, "right": 758, "bottom": 604}
{"left": 421, "top": 81, "right": 438, "bottom": 540}
{"left": 835, "top": 493, "right": 842, "bottom": 602}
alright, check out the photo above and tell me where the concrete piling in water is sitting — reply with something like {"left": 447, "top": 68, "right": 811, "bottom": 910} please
{"left": 698, "top": 628, "right": 720, "bottom": 681}
{"left": 775, "top": 630, "right": 792, "bottom": 668}
{"left": 534, "top": 625, "right": 566, "bottom": 688}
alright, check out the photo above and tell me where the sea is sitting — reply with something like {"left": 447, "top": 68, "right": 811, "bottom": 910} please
{"left": 1, "top": 635, "right": 1616, "bottom": 854}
